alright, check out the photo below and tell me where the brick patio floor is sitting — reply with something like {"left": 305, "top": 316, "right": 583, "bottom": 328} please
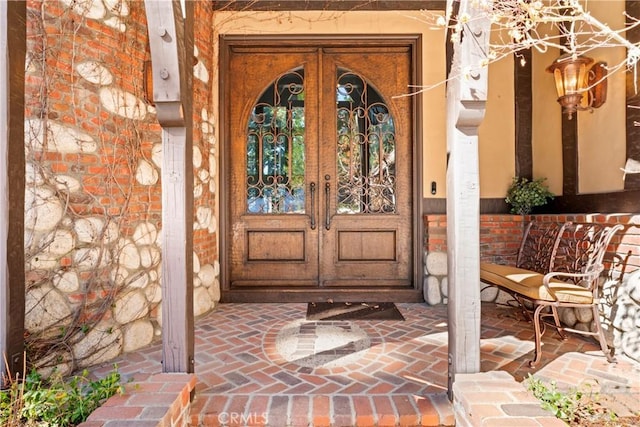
{"left": 90, "top": 302, "right": 640, "bottom": 426}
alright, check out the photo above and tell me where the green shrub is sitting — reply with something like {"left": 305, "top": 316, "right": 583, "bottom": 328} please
{"left": 1, "top": 365, "right": 123, "bottom": 427}
{"left": 505, "top": 176, "right": 554, "bottom": 215}
{"left": 526, "top": 374, "right": 617, "bottom": 425}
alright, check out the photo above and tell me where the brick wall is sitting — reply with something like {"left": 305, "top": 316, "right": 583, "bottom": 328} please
{"left": 425, "top": 215, "right": 526, "bottom": 265}
{"left": 23, "top": 0, "right": 219, "bottom": 375}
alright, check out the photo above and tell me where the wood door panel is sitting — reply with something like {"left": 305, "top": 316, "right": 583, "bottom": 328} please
{"left": 319, "top": 50, "right": 413, "bottom": 287}
{"left": 247, "top": 230, "right": 306, "bottom": 261}
{"left": 338, "top": 230, "right": 396, "bottom": 261}
{"left": 227, "top": 50, "right": 319, "bottom": 287}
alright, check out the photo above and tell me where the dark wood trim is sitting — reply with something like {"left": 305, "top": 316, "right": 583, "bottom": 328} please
{"left": 626, "top": 1, "right": 640, "bottom": 190}
{"left": 426, "top": 191, "right": 640, "bottom": 215}
{"left": 423, "top": 198, "right": 446, "bottom": 214}
{"left": 562, "top": 111, "right": 579, "bottom": 196}
{"left": 413, "top": 34, "right": 425, "bottom": 295}
{"left": 221, "top": 288, "right": 424, "bottom": 303}
{"left": 213, "top": 1, "right": 446, "bottom": 11}
{"left": 544, "top": 190, "right": 640, "bottom": 213}
{"left": 218, "top": 35, "right": 230, "bottom": 297}
{"left": 2, "top": 0, "right": 26, "bottom": 379}
{"left": 222, "top": 33, "right": 423, "bottom": 47}
{"left": 555, "top": 23, "right": 580, "bottom": 196}
{"left": 515, "top": 49, "right": 532, "bottom": 179}
{"left": 423, "top": 198, "right": 510, "bottom": 214}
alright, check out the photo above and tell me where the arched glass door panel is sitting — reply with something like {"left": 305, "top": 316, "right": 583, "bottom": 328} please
{"left": 336, "top": 68, "right": 396, "bottom": 214}
{"left": 246, "top": 68, "right": 306, "bottom": 214}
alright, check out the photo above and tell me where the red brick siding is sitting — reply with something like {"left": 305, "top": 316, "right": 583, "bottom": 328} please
{"left": 192, "top": 1, "right": 217, "bottom": 266}
{"left": 26, "top": 0, "right": 161, "bottom": 223}
{"left": 25, "top": 0, "right": 217, "bottom": 266}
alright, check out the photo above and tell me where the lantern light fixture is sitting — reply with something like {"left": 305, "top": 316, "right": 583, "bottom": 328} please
{"left": 546, "top": 54, "right": 608, "bottom": 119}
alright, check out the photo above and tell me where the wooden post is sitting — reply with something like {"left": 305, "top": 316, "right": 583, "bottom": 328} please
{"left": 446, "top": 0, "right": 491, "bottom": 399}
{"left": 144, "top": 0, "right": 194, "bottom": 373}
{"left": 0, "top": 0, "right": 26, "bottom": 382}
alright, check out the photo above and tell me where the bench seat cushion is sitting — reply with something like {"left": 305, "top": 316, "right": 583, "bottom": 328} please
{"left": 480, "top": 263, "right": 593, "bottom": 304}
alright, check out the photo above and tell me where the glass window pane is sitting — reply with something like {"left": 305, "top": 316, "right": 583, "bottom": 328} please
{"left": 246, "top": 69, "right": 306, "bottom": 214}
{"left": 336, "top": 68, "right": 396, "bottom": 214}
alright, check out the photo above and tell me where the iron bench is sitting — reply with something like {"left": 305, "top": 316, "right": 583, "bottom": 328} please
{"left": 480, "top": 220, "right": 623, "bottom": 367}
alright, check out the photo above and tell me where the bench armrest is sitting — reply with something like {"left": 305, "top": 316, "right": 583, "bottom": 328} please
{"left": 542, "top": 265, "right": 604, "bottom": 300}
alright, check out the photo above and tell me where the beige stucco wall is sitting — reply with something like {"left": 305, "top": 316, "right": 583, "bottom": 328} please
{"left": 532, "top": 23, "right": 564, "bottom": 196}
{"left": 577, "top": 0, "right": 627, "bottom": 194}
{"left": 478, "top": 36, "right": 516, "bottom": 198}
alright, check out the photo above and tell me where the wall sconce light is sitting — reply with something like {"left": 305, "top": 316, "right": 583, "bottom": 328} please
{"left": 546, "top": 54, "right": 607, "bottom": 119}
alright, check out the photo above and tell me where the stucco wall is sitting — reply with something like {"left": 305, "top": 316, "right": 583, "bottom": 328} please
{"left": 478, "top": 30, "right": 516, "bottom": 199}
{"left": 577, "top": 0, "right": 627, "bottom": 194}
{"left": 531, "top": 26, "right": 564, "bottom": 196}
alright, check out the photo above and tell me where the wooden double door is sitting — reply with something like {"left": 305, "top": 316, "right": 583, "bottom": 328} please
{"left": 222, "top": 39, "right": 419, "bottom": 302}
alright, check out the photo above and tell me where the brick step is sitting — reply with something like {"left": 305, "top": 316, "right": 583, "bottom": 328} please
{"left": 189, "top": 393, "right": 455, "bottom": 427}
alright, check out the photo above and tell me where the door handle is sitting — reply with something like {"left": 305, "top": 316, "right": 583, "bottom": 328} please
{"left": 309, "top": 182, "right": 316, "bottom": 230}
{"left": 324, "top": 180, "right": 331, "bottom": 230}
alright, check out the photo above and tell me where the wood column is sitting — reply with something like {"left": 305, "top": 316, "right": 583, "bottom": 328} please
{"left": 1, "top": 0, "right": 26, "bottom": 381}
{"left": 144, "top": 0, "right": 194, "bottom": 373}
{"left": 445, "top": 0, "right": 491, "bottom": 400}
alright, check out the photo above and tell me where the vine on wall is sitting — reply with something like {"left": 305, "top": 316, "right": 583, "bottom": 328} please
{"left": 22, "top": 0, "right": 219, "bottom": 375}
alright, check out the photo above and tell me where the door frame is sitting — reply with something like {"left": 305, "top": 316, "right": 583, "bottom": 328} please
{"left": 219, "top": 34, "right": 424, "bottom": 302}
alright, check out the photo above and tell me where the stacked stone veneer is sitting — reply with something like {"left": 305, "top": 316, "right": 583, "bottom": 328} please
{"left": 23, "top": 0, "right": 218, "bottom": 375}
{"left": 424, "top": 214, "right": 640, "bottom": 363}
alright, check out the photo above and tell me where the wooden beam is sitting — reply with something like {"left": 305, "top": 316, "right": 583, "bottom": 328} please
{"left": 1, "top": 0, "right": 26, "bottom": 382}
{"left": 212, "top": 1, "right": 447, "bottom": 11}
{"left": 144, "top": 0, "right": 194, "bottom": 373}
{"left": 446, "top": 0, "right": 491, "bottom": 399}
{"left": 515, "top": 48, "right": 533, "bottom": 179}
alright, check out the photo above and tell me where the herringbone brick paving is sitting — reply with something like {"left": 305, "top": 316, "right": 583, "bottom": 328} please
{"left": 91, "top": 302, "right": 640, "bottom": 426}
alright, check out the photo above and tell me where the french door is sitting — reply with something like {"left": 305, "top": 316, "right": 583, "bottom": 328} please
{"left": 222, "top": 39, "right": 419, "bottom": 302}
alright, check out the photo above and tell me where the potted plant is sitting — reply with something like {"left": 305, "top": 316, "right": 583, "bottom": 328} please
{"left": 505, "top": 177, "right": 554, "bottom": 215}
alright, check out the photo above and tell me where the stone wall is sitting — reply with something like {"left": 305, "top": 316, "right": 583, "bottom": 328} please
{"left": 23, "top": 0, "right": 218, "bottom": 375}
{"left": 423, "top": 213, "right": 640, "bottom": 363}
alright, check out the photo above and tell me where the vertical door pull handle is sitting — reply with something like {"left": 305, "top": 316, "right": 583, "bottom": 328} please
{"left": 309, "top": 182, "right": 316, "bottom": 230}
{"left": 324, "top": 181, "right": 331, "bottom": 230}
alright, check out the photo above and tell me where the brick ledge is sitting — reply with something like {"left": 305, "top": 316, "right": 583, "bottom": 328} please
{"left": 453, "top": 371, "right": 565, "bottom": 426}
{"left": 78, "top": 373, "right": 196, "bottom": 427}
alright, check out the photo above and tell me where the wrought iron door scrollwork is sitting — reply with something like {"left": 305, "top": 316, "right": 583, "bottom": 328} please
{"left": 335, "top": 68, "right": 396, "bottom": 215}
{"left": 246, "top": 69, "right": 306, "bottom": 214}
